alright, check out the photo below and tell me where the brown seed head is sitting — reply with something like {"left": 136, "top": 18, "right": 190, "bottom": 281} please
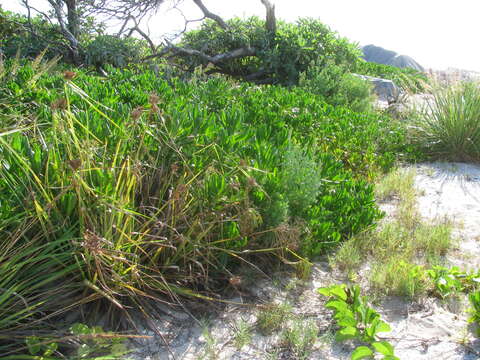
{"left": 149, "top": 93, "right": 160, "bottom": 105}
{"left": 150, "top": 103, "right": 160, "bottom": 114}
{"left": 247, "top": 176, "right": 258, "bottom": 187}
{"left": 51, "top": 97, "right": 68, "bottom": 110}
{"left": 64, "top": 71, "right": 77, "bottom": 80}
{"left": 131, "top": 106, "right": 144, "bottom": 121}
{"left": 229, "top": 276, "right": 242, "bottom": 287}
{"left": 68, "top": 159, "right": 82, "bottom": 171}
{"left": 171, "top": 163, "right": 179, "bottom": 174}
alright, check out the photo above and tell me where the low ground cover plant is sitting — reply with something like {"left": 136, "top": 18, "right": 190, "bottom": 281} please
{"left": 427, "top": 266, "right": 480, "bottom": 299}
{"left": 299, "top": 61, "right": 374, "bottom": 113}
{"left": 331, "top": 168, "right": 454, "bottom": 298}
{"left": 0, "top": 54, "right": 415, "bottom": 355}
{"left": 319, "top": 284, "right": 398, "bottom": 360}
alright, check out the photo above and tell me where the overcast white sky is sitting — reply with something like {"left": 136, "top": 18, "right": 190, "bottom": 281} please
{"left": 3, "top": 0, "right": 480, "bottom": 71}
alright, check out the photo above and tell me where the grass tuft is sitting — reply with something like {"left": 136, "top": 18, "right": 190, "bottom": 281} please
{"left": 410, "top": 81, "right": 480, "bottom": 162}
{"left": 331, "top": 168, "right": 455, "bottom": 298}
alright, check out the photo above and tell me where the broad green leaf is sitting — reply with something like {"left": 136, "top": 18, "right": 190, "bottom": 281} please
{"left": 375, "top": 320, "right": 391, "bottom": 333}
{"left": 351, "top": 346, "right": 374, "bottom": 360}
{"left": 43, "top": 342, "right": 58, "bottom": 356}
{"left": 318, "top": 287, "right": 332, "bottom": 297}
{"left": 325, "top": 299, "right": 349, "bottom": 313}
{"left": 336, "top": 326, "right": 358, "bottom": 341}
{"left": 330, "top": 285, "right": 348, "bottom": 301}
{"left": 70, "top": 322, "right": 90, "bottom": 335}
{"left": 372, "top": 341, "right": 395, "bottom": 356}
{"left": 338, "top": 315, "right": 357, "bottom": 327}
{"left": 26, "top": 336, "right": 41, "bottom": 355}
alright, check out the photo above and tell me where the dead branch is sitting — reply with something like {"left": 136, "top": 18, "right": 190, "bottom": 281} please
{"left": 46, "top": 0, "right": 81, "bottom": 63}
{"left": 192, "top": 0, "right": 228, "bottom": 29}
{"left": 150, "top": 41, "right": 256, "bottom": 64}
{"left": 124, "top": 15, "right": 157, "bottom": 53}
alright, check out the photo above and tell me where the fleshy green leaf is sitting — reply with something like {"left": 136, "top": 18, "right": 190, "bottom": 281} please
{"left": 375, "top": 320, "right": 391, "bottom": 333}
{"left": 351, "top": 345, "right": 374, "bottom": 360}
{"left": 326, "top": 299, "right": 349, "bottom": 313}
{"left": 330, "top": 285, "right": 348, "bottom": 301}
{"left": 336, "top": 326, "right": 358, "bottom": 341}
{"left": 71, "top": 322, "right": 90, "bottom": 335}
{"left": 372, "top": 341, "right": 395, "bottom": 356}
{"left": 318, "top": 287, "right": 332, "bottom": 297}
{"left": 26, "top": 336, "right": 41, "bottom": 355}
{"left": 337, "top": 315, "right": 357, "bottom": 327}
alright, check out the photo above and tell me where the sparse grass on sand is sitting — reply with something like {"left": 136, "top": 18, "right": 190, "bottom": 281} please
{"left": 331, "top": 168, "right": 455, "bottom": 298}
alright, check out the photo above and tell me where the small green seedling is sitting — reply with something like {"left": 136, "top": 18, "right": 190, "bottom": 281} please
{"left": 319, "top": 284, "right": 398, "bottom": 360}
{"left": 427, "top": 266, "right": 480, "bottom": 298}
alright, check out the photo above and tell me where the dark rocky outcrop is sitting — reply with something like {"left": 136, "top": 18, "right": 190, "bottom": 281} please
{"left": 362, "top": 44, "right": 425, "bottom": 72}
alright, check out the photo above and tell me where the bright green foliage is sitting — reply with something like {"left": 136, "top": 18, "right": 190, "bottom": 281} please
{"left": 0, "top": 8, "right": 66, "bottom": 59}
{"left": 299, "top": 61, "right": 374, "bottom": 113}
{"left": 355, "top": 60, "right": 429, "bottom": 93}
{"left": 84, "top": 35, "right": 150, "bottom": 68}
{"left": 318, "top": 284, "right": 398, "bottom": 360}
{"left": 410, "top": 81, "right": 480, "bottom": 162}
{"left": 424, "top": 266, "right": 480, "bottom": 336}
{"left": 0, "top": 7, "right": 104, "bottom": 61}
{"left": 370, "top": 259, "right": 429, "bottom": 299}
{"left": 469, "top": 291, "right": 480, "bottom": 336}
{"left": 0, "top": 56, "right": 412, "bottom": 355}
{"left": 15, "top": 323, "right": 128, "bottom": 359}
{"left": 180, "top": 17, "right": 361, "bottom": 85}
{"left": 427, "top": 266, "right": 480, "bottom": 298}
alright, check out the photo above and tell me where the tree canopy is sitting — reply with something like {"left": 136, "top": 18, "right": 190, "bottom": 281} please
{"left": 1, "top": 0, "right": 363, "bottom": 85}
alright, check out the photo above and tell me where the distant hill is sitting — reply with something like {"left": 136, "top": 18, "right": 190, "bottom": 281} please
{"left": 362, "top": 44, "right": 425, "bottom": 72}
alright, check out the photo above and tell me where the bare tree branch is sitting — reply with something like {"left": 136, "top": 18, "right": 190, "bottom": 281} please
{"left": 142, "top": 45, "right": 172, "bottom": 61}
{"left": 192, "top": 0, "right": 228, "bottom": 29}
{"left": 46, "top": 0, "right": 81, "bottom": 62}
{"left": 123, "top": 15, "right": 157, "bottom": 53}
{"left": 168, "top": 4, "right": 205, "bottom": 40}
{"left": 16, "top": 1, "right": 69, "bottom": 54}
{"left": 158, "top": 41, "right": 256, "bottom": 64}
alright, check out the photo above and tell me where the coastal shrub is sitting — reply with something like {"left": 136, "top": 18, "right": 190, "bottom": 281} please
{"left": 179, "top": 17, "right": 361, "bottom": 85}
{"left": 0, "top": 58, "right": 412, "bottom": 355}
{"left": 84, "top": 35, "right": 150, "bottom": 68}
{"left": 0, "top": 8, "right": 66, "bottom": 59}
{"left": 299, "top": 61, "right": 374, "bottom": 113}
{"left": 0, "top": 7, "right": 105, "bottom": 61}
{"left": 355, "top": 60, "right": 429, "bottom": 93}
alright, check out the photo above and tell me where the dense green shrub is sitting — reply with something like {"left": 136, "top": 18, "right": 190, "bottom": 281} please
{"left": 0, "top": 58, "right": 415, "bottom": 354}
{"left": 299, "top": 61, "right": 374, "bottom": 113}
{"left": 0, "top": 8, "right": 67, "bottom": 59}
{"left": 180, "top": 17, "right": 362, "bottom": 85}
{"left": 84, "top": 35, "right": 150, "bottom": 68}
